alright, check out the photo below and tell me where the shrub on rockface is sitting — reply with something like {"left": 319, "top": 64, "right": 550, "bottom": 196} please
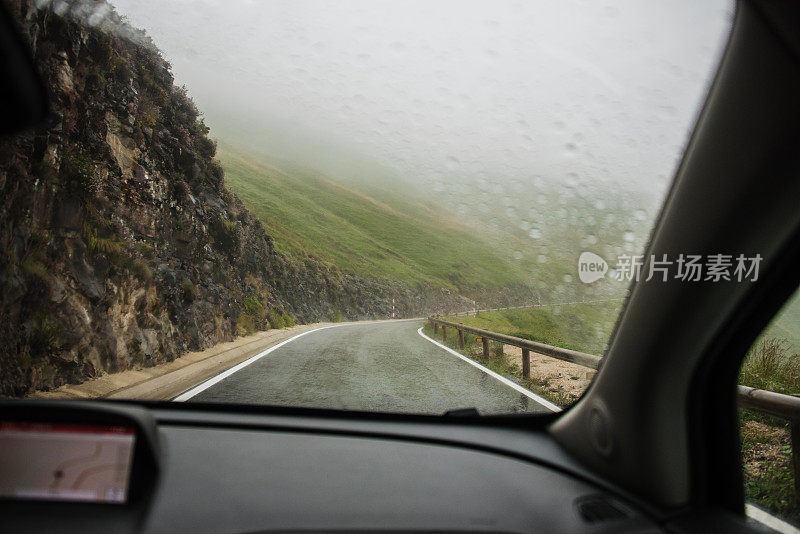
{"left": 267, "top": 309, "right": 285, "bottom": 329}
{"left": 64, "top": 154, "right": 99, "bottom": 200}
{"left": 236, "top": 295, "right": 271, "bottom": 336}
{"left": 196, "top": 136, "right": 217, "bottom": 159}
{"left": 211, "top": 218, "right": 240, "bottom": 257}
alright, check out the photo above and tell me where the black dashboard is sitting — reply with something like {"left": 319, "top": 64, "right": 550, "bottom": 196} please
{"left": 0, "top": 401, "right": 662, "bottom": 533}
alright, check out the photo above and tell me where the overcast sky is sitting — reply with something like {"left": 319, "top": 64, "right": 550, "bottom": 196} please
{"left": 109, "top": 0, "right": 732, "bottom": 203}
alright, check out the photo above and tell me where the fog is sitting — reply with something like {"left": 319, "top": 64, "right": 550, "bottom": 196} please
{"left": 107, "top": 0, "right": 732, "bottom": 204}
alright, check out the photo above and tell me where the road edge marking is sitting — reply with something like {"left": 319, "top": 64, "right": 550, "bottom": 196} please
{"left": 745, "top": 504, "right": 800, "bottom": 533}
{"left": 416, "top": 327, "right": 561, "bottom": 413}
{"left": 172, "top": 319, "right": 417, "bottom": 401}
{"left": 173, "top": 324, "right": 344, "bottom": 401}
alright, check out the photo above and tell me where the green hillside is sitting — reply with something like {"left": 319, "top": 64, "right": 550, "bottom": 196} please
{"left": 764, "top": 291, "right": 800, "bottom": 354}
{"left": 218, "top": 146, "right": 546, "bottom": 292}
{"left": 443, "top": 301, "right": 623, "bottom": 355}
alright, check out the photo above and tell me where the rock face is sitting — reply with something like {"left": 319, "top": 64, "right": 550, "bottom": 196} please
{"left": 0, "top": 0, "right": 474, "bottom": 396}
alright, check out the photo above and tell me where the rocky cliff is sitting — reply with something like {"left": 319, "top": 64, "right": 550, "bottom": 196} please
{"left": 0, "top": 0, "right": 478, "bottom": 396}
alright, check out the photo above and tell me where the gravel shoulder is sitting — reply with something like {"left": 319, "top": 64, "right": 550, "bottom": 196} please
{"left": 29, "top": 322, "right": 337, "bottom": 401}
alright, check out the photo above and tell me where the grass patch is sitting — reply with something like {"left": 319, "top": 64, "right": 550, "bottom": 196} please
{"left": 442, "top": 301, "right": 621, "bottom": 355}
{"left": 218, "top": 145, "right": 553, "bottom": 293}
{"left": 282, "top": 312, "right": 296, "bottom": 327}
{"left": 236, "top": 313, "right": 256, "bottom": 336}
{"left": 739, "top": 411, "right": 799, "bottom": 523}
{"left": 21, "top": 257, "right": 50, "bottom": 280}
{"left": 267, "top": 309, "right": 285, "bottom": 329}
{"left": 739, "top": 337, "right": 800, "bottom": 395}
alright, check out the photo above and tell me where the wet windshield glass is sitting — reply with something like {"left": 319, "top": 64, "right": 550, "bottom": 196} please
{"left": 1, "top": 0, "right": 731, "bottom": 414}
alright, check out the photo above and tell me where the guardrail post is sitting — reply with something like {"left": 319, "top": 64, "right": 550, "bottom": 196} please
{"left": 432, "top": 323, "right": 438, "bottom": 335}
{"left": 522, "top": 348, "right": 530, "bottom": 379}
{"left": 482, "top": 337, "right": 490, "bottom": 359}
{"left": 458, "top": 329, "right": 465, "bottom": 349}
{"left": 442, "top": 326, "right": 447, "bottom": 342}
{"left": 792, "top": 419, "right": 800, "bottom": 502}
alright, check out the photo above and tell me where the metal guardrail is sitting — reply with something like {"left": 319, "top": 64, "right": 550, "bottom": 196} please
{"left": 428, "top": 317, "right": 601, "bottom": 378}
{"left": 428, "top": 317, "right": 800, "bottom": 499}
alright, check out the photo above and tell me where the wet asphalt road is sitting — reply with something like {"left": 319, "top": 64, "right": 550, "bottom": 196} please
{"left": 188, "top": 320, "right": 550, "bottom": 415}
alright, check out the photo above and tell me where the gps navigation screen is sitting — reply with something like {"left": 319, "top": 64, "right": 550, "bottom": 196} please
{"left": 0, "top": 421, "right": 136, "bottom": 503}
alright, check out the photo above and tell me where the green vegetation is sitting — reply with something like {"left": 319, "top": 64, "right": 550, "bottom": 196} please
{"left": 737, "top": 299, "right": 800, "bottom": 521}
{"left": 761, "top": 292, "right": 800, "bottom": 355}
{"left": 243, "top": 295, "right": 264, "bottom": 317}
{"left": 739, "top": 338, "right": 800, "bottom": 395}
{"left": 236, "top": 313, "right": 256, "bottom": 336}
{"left": 130, "top": 259, "right": 153, "bottom": 281}
{"left": 739, "top": 409, "right": 799, "bottom": 522}
{"left": 20, "top": 257, "right": 50, "bottom": 280}
{"left": 180, "top": 281, "right": 197, "bottom": 300}
{"left": 237, "top": 295, "right": 267, "bottom": 336}
{"left": 236, "top": 295, "right": 270, "bottom": 336}
{"left": 83, "top": 220, "right": 124, "bottom": 257}
{"left": 65, "top": 154, "right": 99, "bottom": 200}
{"left": 24, "top": 317, "right": 63, "bottom": 364}
{"left": 218, "top": 146, "right": 559, "bottom": 293}
{"left": 267, "top": 309, "right": 285, "bottom": 329}
{"left": 237, "top": 296, "right": 294, "bottom": 334}
{"left": 442, "top": 301, "right": 622, "bottom": 355}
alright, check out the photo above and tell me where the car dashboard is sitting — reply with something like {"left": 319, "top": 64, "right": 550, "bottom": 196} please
{"left": 0, "top": 400, "right": 666, "bottom": 534}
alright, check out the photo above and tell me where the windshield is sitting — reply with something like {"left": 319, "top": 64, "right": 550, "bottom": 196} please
{"left": 1, "top": 0, "right": 731, "bottom": 414}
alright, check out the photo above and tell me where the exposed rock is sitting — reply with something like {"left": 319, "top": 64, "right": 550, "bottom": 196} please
{"left": 0, "top": 0, "right": 473, "bottom": 396}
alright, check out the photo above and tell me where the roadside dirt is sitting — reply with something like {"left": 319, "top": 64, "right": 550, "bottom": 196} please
{"left": 28, "top": 323, "right": 335, "bottom": 401}
{"left": 467, "top": 343, "right": 595, "bottom": 401}
{"left": 740, "top": 419, "right": 791, "bottom": 480}
{"left": 513, "top": 346, "right": 594, "bottom": 399}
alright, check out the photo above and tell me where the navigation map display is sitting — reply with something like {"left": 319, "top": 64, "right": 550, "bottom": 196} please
{"left": 0, "top": 421, "right": 136, "bottom": 503}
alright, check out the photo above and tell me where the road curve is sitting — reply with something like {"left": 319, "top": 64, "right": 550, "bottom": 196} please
{"left": 180, "top": 320, "right": 552, "bottom": 415}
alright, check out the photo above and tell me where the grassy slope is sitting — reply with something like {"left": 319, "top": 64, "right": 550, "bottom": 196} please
{"left": 764, "top": 291, "right": 800, "bottom": 354}
{"left": 219, "top": 145, "right": 545, "bottom": 292}
{"left": 444, "top": 301, "right": 622, "bottom": 355}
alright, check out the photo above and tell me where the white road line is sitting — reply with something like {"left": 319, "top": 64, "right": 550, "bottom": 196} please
{"left": 176, "top": 320, "right": 561, "bottom": 411}
{"left": 173, "top": 319, "right": 417, "bottom": 401}
{"left": 416, "top": 327, "right": 561, "bottom": 413}
{"left": 173, "top": 324, "right": 345, "bottom": 401}
{"left": 746, "top": 504, "right": 800, "bottom": 533}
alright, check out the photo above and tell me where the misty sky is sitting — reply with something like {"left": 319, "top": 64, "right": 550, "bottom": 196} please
{"left": 109, "top": 0, "right": 732, "bottom": 205}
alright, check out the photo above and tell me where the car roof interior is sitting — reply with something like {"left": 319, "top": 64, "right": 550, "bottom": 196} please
{"left": 2, "top": 0, "right": 800, "bottom": 532}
